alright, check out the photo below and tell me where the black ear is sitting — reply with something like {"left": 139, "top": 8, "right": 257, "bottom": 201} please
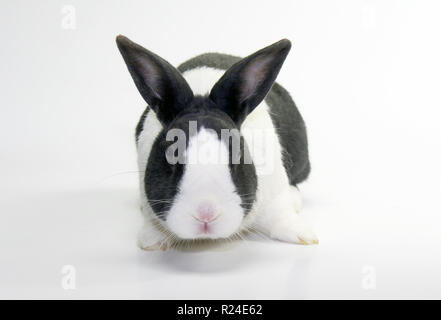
{"left": 116, "top": 35, "right": 194, "bottom": 125}
{"left": 209, "top": 39, "right": 291, "bottom": 126}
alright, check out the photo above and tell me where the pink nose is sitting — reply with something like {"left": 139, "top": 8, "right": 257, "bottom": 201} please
{"left": 197, "top": 202, "right": 216, "bottom": 222}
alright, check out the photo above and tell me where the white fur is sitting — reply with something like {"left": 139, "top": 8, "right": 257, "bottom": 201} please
{"left": 137, "top": 66, "right": 318, "bottom": 249}
{"left": 136, "top": 108, "right": 162, "bottom": 212}
{"left": 181, "top": 66, "right": 225, "bottom": 96}
{"left": 166, "top": 128, "right": 243, "bottom": 239}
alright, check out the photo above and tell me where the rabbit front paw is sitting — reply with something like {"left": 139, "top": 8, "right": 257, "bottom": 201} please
{"left": 269, "top": 214, "right": 319, "bottom": 245}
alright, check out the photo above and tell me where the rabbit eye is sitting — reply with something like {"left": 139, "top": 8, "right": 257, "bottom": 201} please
{"left": 169, "top": 164, "right": 177, "bottom": 173}
{"left": 169, "top": 163, "right": 183, "bottom": 176}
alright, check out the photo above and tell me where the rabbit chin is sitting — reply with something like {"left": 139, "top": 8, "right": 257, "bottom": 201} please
{"left": 165, "top": 211, "right": 243, "bottom": 240}
{"left": 165, "top": 198, "right": 244, "bottom": 239}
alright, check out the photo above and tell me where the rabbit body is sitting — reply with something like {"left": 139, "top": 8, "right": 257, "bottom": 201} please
{"left": 117, "top": 36, "right": 318, "bottom": 249}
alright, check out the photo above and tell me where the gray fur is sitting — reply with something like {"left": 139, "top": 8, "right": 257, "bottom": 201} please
{"left": 178, "top": 53, "right": 310, "bottom": 186}
{"left": 178, "top": 53, "right": 241, "bottom": 73}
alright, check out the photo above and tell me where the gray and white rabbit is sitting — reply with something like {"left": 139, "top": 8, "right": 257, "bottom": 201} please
{"left": 116, "top": 35, "right": 318, "bottom": 250}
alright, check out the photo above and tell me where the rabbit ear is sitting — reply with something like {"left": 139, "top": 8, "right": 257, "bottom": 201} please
{"left": 209, "top": 39, "right": 291, "bottom": 126}
{"left": 116, "top": 35, "right": 193, "bottom": 125}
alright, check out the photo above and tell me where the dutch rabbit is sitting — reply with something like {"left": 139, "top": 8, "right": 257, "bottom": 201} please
{"left": 116, "top": 35, "right": 318, "bottom": 250}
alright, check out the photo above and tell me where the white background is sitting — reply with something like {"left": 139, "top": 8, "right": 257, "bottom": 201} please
{"left": 1, "top": 0, "right": 440, "bottom": 299}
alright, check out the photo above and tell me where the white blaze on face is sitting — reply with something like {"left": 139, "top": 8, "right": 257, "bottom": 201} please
{"left": 166, "top": 127, "right": 244, "bottom": 239}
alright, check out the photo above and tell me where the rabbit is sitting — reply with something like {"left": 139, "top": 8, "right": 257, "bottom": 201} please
{"left": 116, "top": 35, "right": 318, "bottom": 250}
